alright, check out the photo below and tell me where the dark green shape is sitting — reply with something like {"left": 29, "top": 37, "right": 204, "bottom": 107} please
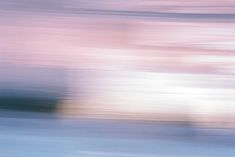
{"left": 0, "top": 96, "right": 59, "bottom": 113}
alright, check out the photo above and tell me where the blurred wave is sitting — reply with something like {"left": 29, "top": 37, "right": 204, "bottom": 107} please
{"left": 1, "top": 0, "right": 235, "bottom": 157}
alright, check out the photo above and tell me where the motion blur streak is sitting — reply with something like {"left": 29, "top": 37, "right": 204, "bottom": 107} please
{"left": 0, "top": 1, "right": 235, "bottom": 157}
